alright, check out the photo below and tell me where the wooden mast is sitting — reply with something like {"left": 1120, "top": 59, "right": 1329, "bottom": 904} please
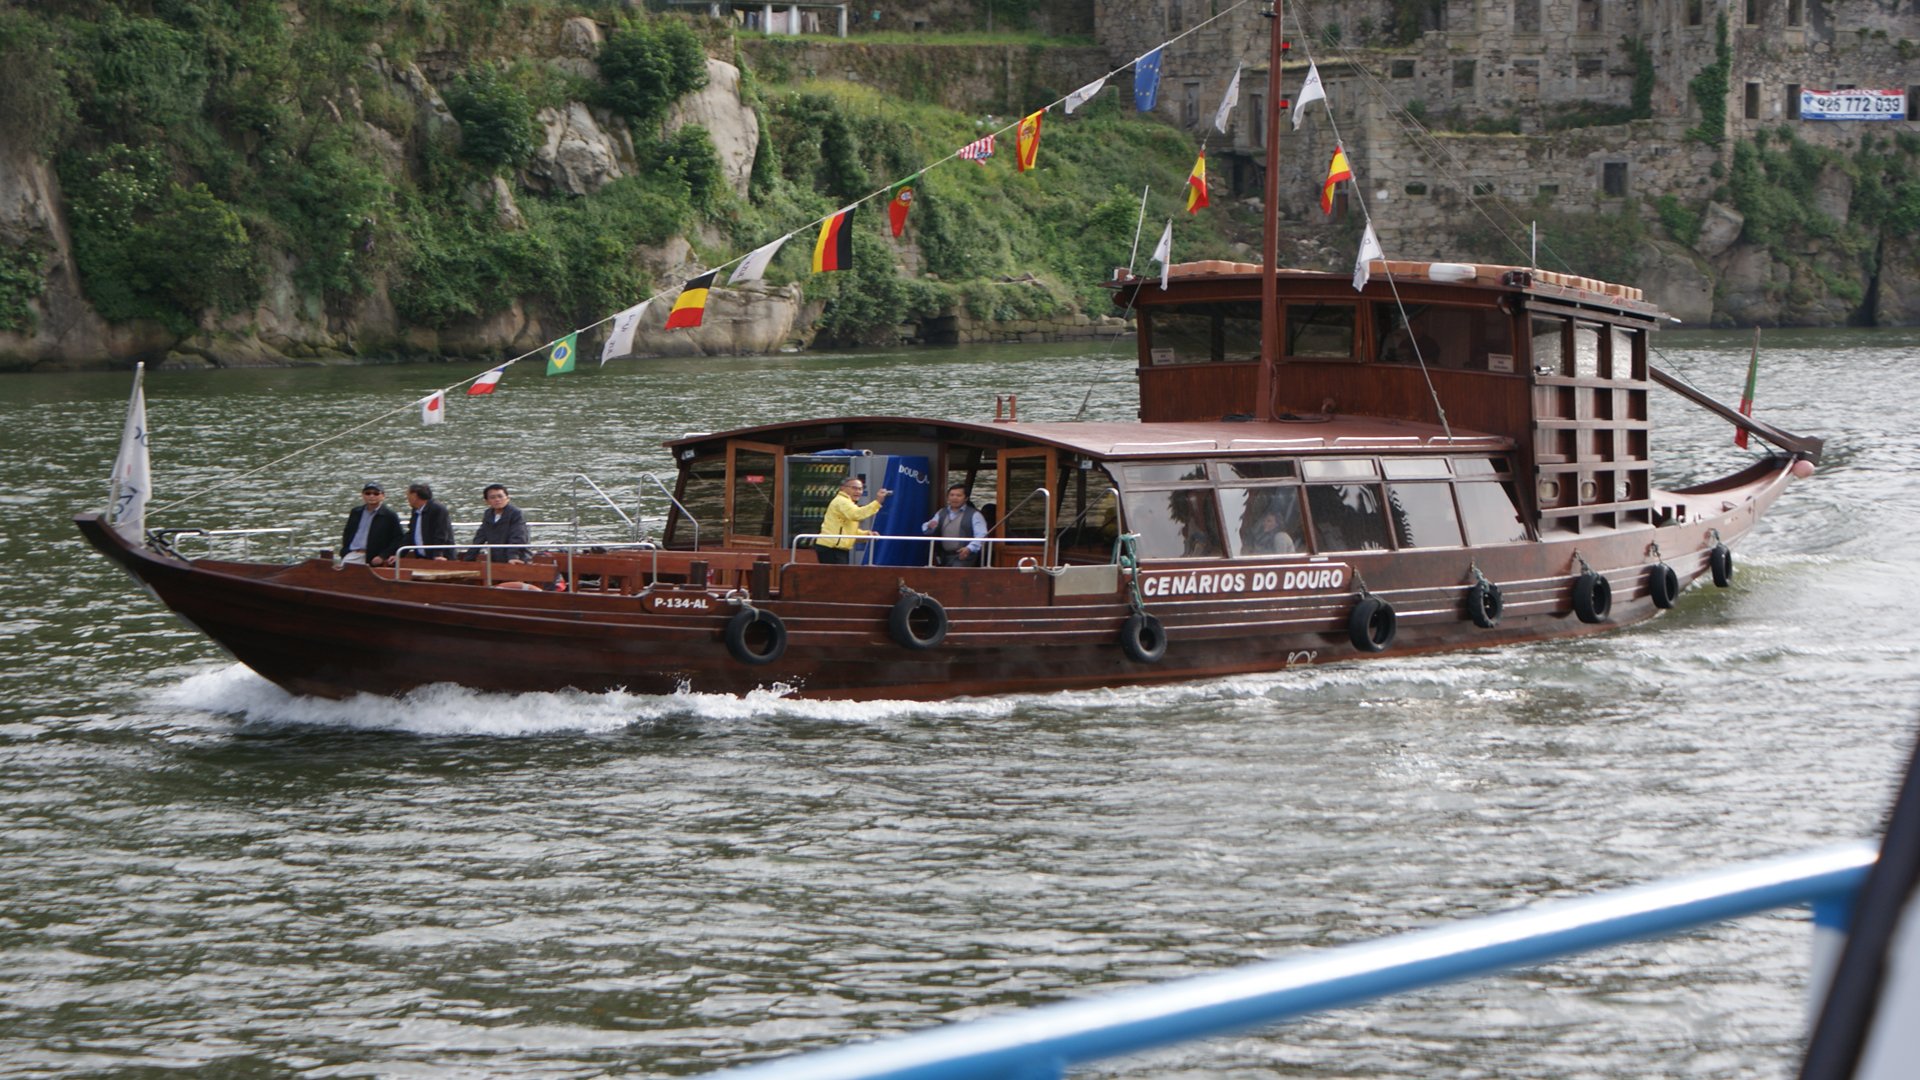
{"left": 1256, "top": 2, "right": 1285, "bottom": 421}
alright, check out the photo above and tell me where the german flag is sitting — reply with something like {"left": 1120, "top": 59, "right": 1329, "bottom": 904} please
{"left": 664, "top": 271, "right": 716, "bottom": 330}
{"left": 812, "top": 207, "right": 854, "bottom": 273}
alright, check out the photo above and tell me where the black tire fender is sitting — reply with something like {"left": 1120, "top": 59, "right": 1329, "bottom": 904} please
{"left": 1349, "top": 596, "right": 1397, "bottom": 652}
{"left": 1120, "top": 612, "right": 1167, "bottom": 664}
{"left": 1468, "top": 580, "right": 1504, "bottom": 629}
{"left": 1710, "top": 543, "right": 1734, "bottom": 588}
{"left": 889, "top": 593, "right": 949, "bottom": 650}
{"left": 724, "top": 608, "right": 787, "bottom": 665}
{"left": 1573, "top": 570, "right": 1613, "bottom": 624}
{"left": 1649, "top": 563, "right": 1681, "bottom": 610}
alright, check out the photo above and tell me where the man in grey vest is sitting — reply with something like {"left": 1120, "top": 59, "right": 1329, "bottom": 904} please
{"left": 921, "top": 484, "right": 987, "bottom": 567}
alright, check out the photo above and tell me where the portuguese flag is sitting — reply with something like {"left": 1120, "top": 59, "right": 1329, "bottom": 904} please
{"left": 1735, "top": 329, "right": 1760, "bottom": 448}
{"left": 888, "top": 176, "right": 918, "bottom": 238}
{"left": 813, "top": 207, "right": 854, "bottom": 272}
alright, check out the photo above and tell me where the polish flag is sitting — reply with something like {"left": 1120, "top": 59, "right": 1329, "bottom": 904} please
{"left": 468, "top": 366, "right": 505, "bottom": 395}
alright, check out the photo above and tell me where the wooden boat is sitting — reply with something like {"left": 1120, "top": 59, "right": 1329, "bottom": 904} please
{"left": 76, "top": 14, "right": 1822, "bottom": 703}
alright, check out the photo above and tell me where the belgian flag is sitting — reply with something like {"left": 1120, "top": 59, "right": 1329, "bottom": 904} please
{"left": 812, "top": 207, "right": 854, "bottom": 273}
{"left": 664, "top": 271, "right": 716, "bottom": 330}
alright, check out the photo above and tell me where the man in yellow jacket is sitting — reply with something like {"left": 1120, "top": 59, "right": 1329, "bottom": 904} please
{"left": 815, "top": 476, "right": 890, "bottom": 564}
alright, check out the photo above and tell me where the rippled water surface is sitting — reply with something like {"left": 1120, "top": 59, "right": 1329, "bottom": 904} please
{"left": 2, "top": 331, "right": 1917, "bottom": 1077}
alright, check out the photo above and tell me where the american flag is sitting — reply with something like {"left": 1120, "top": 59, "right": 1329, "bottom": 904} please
{"left": 957, "top": 133, "right": 995, "bottom": 164}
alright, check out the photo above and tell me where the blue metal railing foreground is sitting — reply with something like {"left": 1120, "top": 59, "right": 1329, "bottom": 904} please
{"left": 714, "top": 842, "right": 1877, "bottom": 1080}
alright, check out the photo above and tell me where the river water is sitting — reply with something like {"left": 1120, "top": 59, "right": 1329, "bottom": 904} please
{"left": 2, "top": 330, "right": 1917, "bottom": 1078}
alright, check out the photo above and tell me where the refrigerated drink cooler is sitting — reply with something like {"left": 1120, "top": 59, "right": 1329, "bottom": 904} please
{"left": 783, "top": 453, "right": 933, "bottom": 566}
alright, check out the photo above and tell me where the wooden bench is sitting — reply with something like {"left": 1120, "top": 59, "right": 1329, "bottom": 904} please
{"left": 565, "top": 549, "right": 774, "bottom": 595}
{"left": 394, "top": 556, "right": 559, "bottom": 588}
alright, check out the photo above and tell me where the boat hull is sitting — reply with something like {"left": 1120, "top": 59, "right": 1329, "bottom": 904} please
{"left": 75, "top": 459, "right": 1796, "bottom": 702}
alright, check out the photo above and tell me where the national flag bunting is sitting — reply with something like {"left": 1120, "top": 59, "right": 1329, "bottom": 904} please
{"left": 1321, "top": 145, "right": 1353, "bottom": 215}
{"left": 108, "top": 363, "right": 149, "bottom": 544}
{"left": 1213, "top": 63, "right": 1242, "bottom": 134}
{"left": 887, "top": 177, "right": 917, "bottom": 237}
{"left": 1735, "top": 332, "right": 1760, "bottom": 448}
{"left": 546, "top": 332, "right": 577, "bottom": 376}
{"left": 812, "top": 207, "right": 854, "bottom": 273}
{"left": 730, "top": 235, "right": 790, "bottom": 284}
{"left": 1135, "top": 47, "right": 1164, "bottom": 111}
{"left": 1185, "top": 152, "right": 1209, "bottom": 214}
{"left": 1293, "top": 62, "right": 1325, "bottom": 130}
{"left": 1015, "top": 110, "right": 1043, "bottom": 172}
{"left": 958, "top": 134, "right": 995, "bottom": 164}
{"left": 665, "top": 271, "right": 717, "bottom": 330}
{"left": 1150, "top": 219, "right": 1173, "bottom": 291}
{"left": 1353, "top": 224, "right": 1384, "bottom": 292}
{"left": 600, "top": 301, "right": 648, "bottom": 365}
{"left": 420, "top": 390, "right": 445, "bottom": 425}
{"left": 1064, "top": 76, "right": 1107, "bottom": 114}
{"left": 468, "top": 366, "right": 505, "bottom": 395}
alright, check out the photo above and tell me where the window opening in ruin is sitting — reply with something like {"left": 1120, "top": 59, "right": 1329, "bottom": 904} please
{"left": 1405, "top": 182, "right": 1428, "bottom": 195}
{"left": 1513, "top": 0, "right": 1541, "bottom": 33}
{"left": 1251, "top": 93, "right": 1265, "bottom": 146}
{"left": 1788, "top": 0, "right": 1803, "bottom": 25}
{"left": 1169, "top": 0, "right": 1184, "bottom": 33}
{"left": 1602, "top": 162, "right": 1628, "bottom": 198}
{"left": 1911, "top": 89, "right": 1920, "bottom": 122}
{"left": 1576, "top": 0, "right": 1601, "bottom": 31}
{"left": 1745, "top": 0, "right": 1761, "bottom": 25}
{"left": 1688, "top": 0, "right": 1704, "bottom": 25}
{"left": 1745, "top": 82, "right": 1761, "bottom": 120}
{"left": 1538, "top": 183, "right": 1559, "bottom": 197}
{"left": 1472, "top": 182, "right": 1495, "bottom": 196}
{"left": 1577, "top": 57, "right": 1604, "bottom": 80}
{"left": 1453, "top": 59, "right": 1476, "bottom": 89}
{"left": 1183, "top": 82, "right": 1200, "bottom": 127}
{"left": 1392, "top": 59, "right": 1415, "bottom": 79}
{"left": 1787, "top": 84, "right": 1802, "bottom": 119}
{"left": 1514, "top": 60, "right": 1540, "bottom": 100}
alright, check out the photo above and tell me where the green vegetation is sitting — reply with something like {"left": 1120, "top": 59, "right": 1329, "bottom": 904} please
{"left": 1454, "top": 204, "right": 1646, "bottom": 285}
{"left": 0, "top": 244, "right": 44, "bottom": 333}
{"left": 445, "top": 64, "right": 540, "bottom": 169}
{"left": 1655, "top": 194, "right": 1702, "bottom": 247}
{"left": 1686, "top": 13, "right": 1731, "bottom": 145}
{"left": 596, "top": 19, "right": 708, "bottom": 129}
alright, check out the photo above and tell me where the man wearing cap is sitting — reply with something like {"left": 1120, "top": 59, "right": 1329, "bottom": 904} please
{"left": 340, "top": 482, "right": 403, "bottom": 566}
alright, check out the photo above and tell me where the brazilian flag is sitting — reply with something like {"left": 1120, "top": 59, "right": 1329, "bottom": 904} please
{"left": 546, "top": 332, "right": 578, "bottom": 376}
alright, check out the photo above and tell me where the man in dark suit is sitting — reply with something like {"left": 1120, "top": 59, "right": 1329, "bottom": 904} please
{"left": 464, "top": 482, "right": 530, "bottom": 563}
{"left": 402, "top": 482, "right": 455, "bottom": 561}
{"left": 340, "top": 481, "right": 404, "bottom": 566}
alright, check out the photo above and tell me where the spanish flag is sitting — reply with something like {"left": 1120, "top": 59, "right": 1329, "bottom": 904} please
{"left": 1015, "top": 109, "right": 1043, "bottom": 172}
{"left": 1321, "top": 144, "right": 1353, "bottom": 215}
{"left": 812, "top": 207, "right": 854, "bottom": 273}
{"left": 1185, "top": 152, "right": 1209, "bottom": 214}
{"left": 664, "top": 271, "right": 716, "bottom": 330}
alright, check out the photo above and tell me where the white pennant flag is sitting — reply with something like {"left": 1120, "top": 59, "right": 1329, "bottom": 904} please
{"left": 1212, "top": 63, "right": 1242, "bottom": 134}
{"left": 1151, "top": 219, "right": 1173, "bottom": 291}
{"left": 599, "top": 300, "right": 650, "bottom": 365}
{"left": 1064, "top": 75, "right": 1108, "bottom": 114}
{"left": 729, "top": 234, "right": 791, "bottom": 285}
{"left": 1292, "top": 61, "right": 1325, "bottom": 130}
{"left": 420, "top": 390, "right": 445, "bottom": 426}
{"left": 1353, "top": 223, "right": 1384, "bottom": 292}
{"left": 108, "top": 362, "right": 150, "bottom": 544}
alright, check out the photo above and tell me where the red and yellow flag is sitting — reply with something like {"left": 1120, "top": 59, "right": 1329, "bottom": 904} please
{"left": 812, "top": 207, "right": 854, "bottom": 273}
{"left": 1185, "top": 152, "right": 1209, "bottom": 214}
{"left": 664, "top": 271, "right": 717, "bottom": 330}
{"left": 1320, "top": 145, "right": 1353, "bottom": 215}
{"left": 887, "top": 176, "right": 917, "bottom": 237}
{"left": 1015, "top": 109, "right": 1043, "bottom": 172}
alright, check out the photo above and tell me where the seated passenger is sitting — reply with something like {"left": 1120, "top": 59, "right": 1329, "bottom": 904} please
{"left": 341, "top": 481, "right": 403, "bottom": 566}
{"left": 403, "top": 482, "right": 455, "bottom": 561}
{"left": 922, "top": 484, "right": 987, "bottom": 567}
{"left": 464, "top": 483, "right": 529, "bottom": 563}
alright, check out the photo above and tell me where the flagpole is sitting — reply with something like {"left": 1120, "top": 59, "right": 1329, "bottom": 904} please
{"left": 1127, "top": 185, "right": 1151, "bottom": 271}
{"left": 1257, "top": 0, "right": 1284, "bottom": 422}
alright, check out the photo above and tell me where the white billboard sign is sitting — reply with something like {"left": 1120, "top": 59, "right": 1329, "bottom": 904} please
{"left": 1801, "top": 87, "right": 1908, "bottom": 121}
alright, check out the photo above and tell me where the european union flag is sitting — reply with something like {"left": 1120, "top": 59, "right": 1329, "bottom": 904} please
{"left": 1135, "top": 47, "right": 1163, "bottom": 111}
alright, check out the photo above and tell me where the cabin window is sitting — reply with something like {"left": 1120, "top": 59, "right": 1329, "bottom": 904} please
{"left": 1452, "top": 457, "right": 1508, "bottom": 477}
{"left": 1456, "top": 481, "right": 1531, "bottom": 544}
{"left": 1220, "top": 486, "right": 1308, "bottom": 556}
{"left": 1125, "top": 489, "right": 1226, "bottom": 558}
{"left": 1220, "top": 459, "right": 1297, "bottom": 480}
{"left": 1383, "top": 458, "right": 1450, "bottom": 479}
{"left": 1284, "top": 302, "right": 1356, "bottom": 359}
{"left": 729, "top": 447, "right": 778, "bottom": 539}
{"left": 670, "top": 455, "right": 728, "bottom": 549}
{"left": 1054, "top": 462, "right": 1120, "bottom": 556}
{"left": 1387, "top": 483, "right": 1465, "bottom": 548}
{"left": 1301, "top": 457, "right": 1377, "bottom": 480}
{"left": 1571, "top": 324, "right": 1603, "bottom": 378}
{"left": 1305, "top": 483, "right": 1391, "bottom": 551}
{"left": 1530, "top": 316, "right": 1566, "bottom": 375}
{"left": 1372, "top": 303, "right": 1509, "bottom": 370}
{"left": 1125, "top": 462, "right": 1209, "bottom": 485}
{"left": 1146, "top": 302, "right": 1262, "bottom": 364}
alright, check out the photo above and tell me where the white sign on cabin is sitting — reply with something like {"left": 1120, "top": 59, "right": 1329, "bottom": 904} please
{"left": 1801, "top": 87, "right": 1907, "bottom": 121}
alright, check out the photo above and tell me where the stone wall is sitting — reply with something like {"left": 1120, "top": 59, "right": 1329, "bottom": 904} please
{"left": 737, "top": 38, "right": 1110, "bottom": 113}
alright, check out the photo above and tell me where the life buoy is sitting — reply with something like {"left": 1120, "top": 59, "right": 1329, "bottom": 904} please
{"left": 1468, "top": 580, "right": 1504, "bottom": 629}
{"left": 1649, "top": 563, "right": 1681, "bottom": 609}
{"left": 1120, "top": 612, "right": 1167, "bottom": 663}
{"left": 724, "top": 608, "right": 787, "bottom": 665}
{"left": 1349, "top": 596, "right": 1397, "bottom": 652}
{"left": 1573, "top": 570, "right": 1612, "bottom": 623}
{"left": 1710, "top": 543, "right": 1734, "bottom": 588}
{"left": 889, "top": 593, "right": 948, "bottom": 650}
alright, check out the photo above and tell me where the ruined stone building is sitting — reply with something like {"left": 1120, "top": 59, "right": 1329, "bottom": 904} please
{"left": 1090, "top": 1, "right": 1920, "bottom": 298}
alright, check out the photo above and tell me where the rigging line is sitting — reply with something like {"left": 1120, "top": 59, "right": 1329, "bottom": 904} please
{"left": 1289, "top": 13, "right": 1451, "bottom": 440}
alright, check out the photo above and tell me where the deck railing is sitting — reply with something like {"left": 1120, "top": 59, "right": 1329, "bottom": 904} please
{"left": 710, "top": 842, "right": 1876, "bottom": 1080}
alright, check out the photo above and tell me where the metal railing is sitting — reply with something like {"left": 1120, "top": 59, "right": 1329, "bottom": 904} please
{"left": 569, "top": 473, "right": 641, "bottom": 543}
{"left": 153, "top": 526, "right": 298, "bottom": 562}
{"left": 786, "top": 532, "right": 1048, "bottom": 570}
{"left": 709, "top": 842, "right": 1876, "bottom": 1080}
{"left": 640, "top": 471, "right": 698, "bottom": 552}
{"left": 386, "top": 540, "right": 662, "bottom": 589}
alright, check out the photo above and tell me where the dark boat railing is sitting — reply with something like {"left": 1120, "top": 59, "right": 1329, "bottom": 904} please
{"left": 151, "top": 526, "right": 298, "bottom": 563}
{"left": 639, "top": 471, "right": 700, "bottom": 552}
{"left": 390, "top": 540, "right": 666, "bottom": 589}
{"left": 784, "top": 533, "right": 1048, "bottom": 570}
{"left": 708, "top": 842, "right": 1875, "bottom": 1080}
